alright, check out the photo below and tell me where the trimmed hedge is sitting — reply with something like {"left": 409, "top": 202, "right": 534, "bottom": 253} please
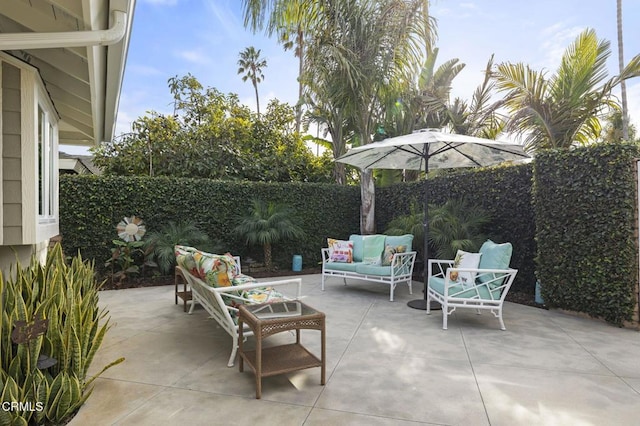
{"left": 377, "top": 163, "right": 536, "bottom": 294}
{"left": 59, "top": 176, "right": 361, "bottom": 273}
{"left": 533, "top": 143, "right": 640, "bottom": 325}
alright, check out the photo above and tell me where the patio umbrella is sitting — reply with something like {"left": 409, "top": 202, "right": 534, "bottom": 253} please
{"left": 335, "top": 128, "right": 530, "bottom": 310}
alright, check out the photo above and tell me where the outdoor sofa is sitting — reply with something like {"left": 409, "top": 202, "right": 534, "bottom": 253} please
{"left": 321, "top": 234, "right": 416, "bottom": 301}
{"left": 174, "top": 245, "right": 302, "bottom": 367}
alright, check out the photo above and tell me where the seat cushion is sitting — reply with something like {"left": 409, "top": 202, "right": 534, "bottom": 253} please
{"left": 477, "top": 240, "right": 513, "bottom": 284}
{"left": 324, "top": 262, "right": 359, "bottom": 273}
{"left": 355, "top": 263, "right": 392, "bottom": 276}
{"left": 429, "top": 276, "right": 496, "bottom": 299}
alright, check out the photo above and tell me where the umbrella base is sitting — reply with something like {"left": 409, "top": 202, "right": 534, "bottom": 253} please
{"left": 407, "top": 299, "right": 442, "bottom": 311}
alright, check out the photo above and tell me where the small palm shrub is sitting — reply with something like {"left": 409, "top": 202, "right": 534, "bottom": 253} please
{"left": 145, "top": 221, "right": 219, "bottom": 275}
{"left": 0, "top": 244, "right": 123, "bottom": 425}
{"left": 385, "top": 199, "right": 491, "bottom": 260}
{"left": 428, "top": 198, "right": 491, "bottom": 259}
{"left": 234, "top": 199, "right": 305, "bottom": 271}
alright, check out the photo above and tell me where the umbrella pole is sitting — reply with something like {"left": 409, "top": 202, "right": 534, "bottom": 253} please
{"left": 407, "top": 148, "right": 441, "bottom": 310}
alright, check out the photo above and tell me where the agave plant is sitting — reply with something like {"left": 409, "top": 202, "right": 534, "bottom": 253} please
{"left": 0, "top": 244, "right": 123, "bottom": 425}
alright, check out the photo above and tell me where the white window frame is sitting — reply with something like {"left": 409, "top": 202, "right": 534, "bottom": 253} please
{"left": 37, "top": 102, "right": 57, "bottom": 223}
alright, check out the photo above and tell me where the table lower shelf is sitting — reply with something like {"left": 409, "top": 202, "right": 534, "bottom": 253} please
{"left": 241, "top": 343, "right": 322, "bottom": 377}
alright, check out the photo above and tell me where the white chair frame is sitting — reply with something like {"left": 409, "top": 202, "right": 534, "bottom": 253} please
{"left": 426, "top": 259, "right": 518, "bottom": 330}
{"left": 176, "top": 265, "right": 302, "bottom": 367}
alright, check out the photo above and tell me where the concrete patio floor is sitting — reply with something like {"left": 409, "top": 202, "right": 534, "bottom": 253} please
{"left": 70, "top": 274, "right": 640, "bottom": 425}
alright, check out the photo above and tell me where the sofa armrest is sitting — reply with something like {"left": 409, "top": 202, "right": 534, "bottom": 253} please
{"left": 321, "top": 247, "right": 330, "bottom": 263}
{"left": 390, "top": 251, "right": 416, "bottom": 276}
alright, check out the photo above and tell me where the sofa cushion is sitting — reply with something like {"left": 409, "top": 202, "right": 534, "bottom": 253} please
{"left": 327, "top": 238, "right": 353, "bottom": 263}
{"left": 175, "top": 245, "right": 255, "bottom": 288}
{"left": 385, "top": 234, "right": 414, "bottom": 251}
{"left": 478, "top": 240, "right": 513, "bottom": 284}
{"left": 355, "top": 263, "right": 392, "bottom": 276}
{"left": 349, "top": 234, "right": 365, "bottom": 262}
{"left": 362, "top": 235, "right": 386, "bottom": 265}
{"left": 324, "top": 262, "right": 359, "bottom": 273}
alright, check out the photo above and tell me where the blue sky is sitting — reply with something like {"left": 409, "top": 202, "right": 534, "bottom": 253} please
{"left": 62, "top": 0, "right": 640, "bottom": 153}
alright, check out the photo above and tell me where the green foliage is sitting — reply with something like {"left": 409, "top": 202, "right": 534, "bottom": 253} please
{"left": 0, "top": 244, "right": 123, "bottom": 425}
{"left": 91, "top": 75, "right": 332, "bottom": 183}
{"left": 234, "top": 199, "right": 306, "bottom": 270}
{"left": 494, "top": 29, "right": 640, "bottom": 152}
{"left": 428, "top": 199, "right": 491, "bottom": 259}
{"left": 384, "top": 202, "right": 425, "bottom": 256}
{"left": 104, "top": 239, "right": 149, "bottom": 284}
{"left": 533, "top": 143, "right": 640, "bottom": 325}
{"left": 377, "top": 163, "right": 536, "bottom": 293}
{"left": 145, "top": 221, "right": 219, "bottom": 275}
{"left": 60, "top": 175, "right": 361, "bottom": 275}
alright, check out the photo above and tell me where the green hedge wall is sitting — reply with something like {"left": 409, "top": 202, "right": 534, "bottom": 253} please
{"left": 533, "top": 143, "right": 640, "bottom": 325}
{"left": 376, "top": 163, "right": 536, "bottom": 294}
{"left": 59, "top": 176, "right": 361, "bottom": 273}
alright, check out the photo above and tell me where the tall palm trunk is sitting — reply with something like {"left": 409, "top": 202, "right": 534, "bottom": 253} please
{"left": 253, "top": 81, "right": 261, "bottom": 116}
{"left": 296, "top": 25, "right": 304, "bottom": 133}
{"left": 617, "top": 0, "right": 629, "bottom": 140}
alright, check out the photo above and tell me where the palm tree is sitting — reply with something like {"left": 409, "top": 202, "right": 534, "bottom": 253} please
{"left": 237, "top": 46, "right": 268, "bottom": 115}
{"left": 493, "top": 28, "right": 640, "bottom": 152}
{"left": 234, "top": 199, "right": 305, "bottom": 271}
{"left": 616, "top": 0, "right": 629, "bottom": 140}
{"left": 302, "top": 0, "right": 432, "bottom": 233}
{"left": 241, "top": 0, "right": 319, "bottom": 133}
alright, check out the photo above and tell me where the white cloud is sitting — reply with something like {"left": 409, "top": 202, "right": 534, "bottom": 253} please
{"left": 129, "top": 64, "right": 163, "bottom": 76}
{"left": 538, "top": 23, "right": 584, "bottom": 70}
{"left": 176, "top": 48, "right": 212, "bottom": 65}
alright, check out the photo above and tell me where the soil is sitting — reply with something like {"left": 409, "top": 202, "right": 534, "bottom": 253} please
{"left": 100, "top": 266, "right": 545, "bottom": 309}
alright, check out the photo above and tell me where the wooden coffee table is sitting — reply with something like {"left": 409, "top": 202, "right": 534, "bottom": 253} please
{"left": 238, "top": 300, "right": 326, "bottom": 399}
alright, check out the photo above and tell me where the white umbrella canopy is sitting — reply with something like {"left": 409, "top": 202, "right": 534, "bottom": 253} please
{"left": 336, "top": 128, "right": 529, "bottom": 171}
{"left": 335, "top": 128, "right": 530, "bottom": 310}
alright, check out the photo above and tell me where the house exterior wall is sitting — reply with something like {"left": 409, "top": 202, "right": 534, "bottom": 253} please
{"left": 2, "top": 61, "right": 23, "bottom": 245}
{"left": 0, "top": 53, "right": 59, "bottom": 277}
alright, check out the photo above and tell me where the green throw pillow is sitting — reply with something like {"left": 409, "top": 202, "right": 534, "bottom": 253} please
{"left": 362, "top": 235, "right": 386, "bottom": 265}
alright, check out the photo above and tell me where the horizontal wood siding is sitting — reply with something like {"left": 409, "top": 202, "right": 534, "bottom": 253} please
{"left": 2, "top": 61, "right": 22, "bottom": 245}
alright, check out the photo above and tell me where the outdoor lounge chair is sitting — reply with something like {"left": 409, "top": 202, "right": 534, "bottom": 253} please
{"left": 426, "top": 240, "right": 518, "bottom": 330}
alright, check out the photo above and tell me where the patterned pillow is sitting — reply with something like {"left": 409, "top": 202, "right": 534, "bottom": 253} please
{"left": 381, "top": 245, "right": 407, "bottom": 266}
{"left": 451, "top": 250, "right": 482, "bottom": 285}
{"left": 175, "top": 245, "right": 198, "bottom": 276}
{"left": 327, "top": 238, "right": 353, "bottom": 263}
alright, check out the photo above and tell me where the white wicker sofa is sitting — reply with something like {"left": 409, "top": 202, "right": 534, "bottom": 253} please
{"left": 321, "top": 234, "right": 416, "bottom": 301}
{"left": 174, "top": 246, "right": 302, "bottom": 367}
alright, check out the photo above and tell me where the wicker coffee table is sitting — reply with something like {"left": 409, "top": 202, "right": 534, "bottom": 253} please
{"left": 238, "top": 300, "right": 326, "bottom": 399}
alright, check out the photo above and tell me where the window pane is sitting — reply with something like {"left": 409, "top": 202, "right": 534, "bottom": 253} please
{"left": 38, "top": 106, "right": 44, "bottom": 216}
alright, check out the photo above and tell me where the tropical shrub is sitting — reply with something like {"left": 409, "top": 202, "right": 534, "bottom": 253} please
{"left": 234, "top": 199, "right": 306, "bottom": 270}
{"left": 144, "top": 221, "right": 220, "bottom": 275}
{"left": 0, "top": 244, "right": 123, "bottom": 424}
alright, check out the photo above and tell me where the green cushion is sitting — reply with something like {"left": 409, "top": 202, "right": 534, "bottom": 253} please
{"left": 429, "top": 276, "right": 499, "bottom": 299}
{"left": 349, "top": 234, "right": 365, "bottom": 262}
{"left": 385, "top": 234, "right": 414, "bottom": 251}
{"left": 477, "top": 240, "right": 512, "bottom": 283}
{"left": 355, "top": 263, "right": 392, "bottom": 276}
{"left": 362, "top": 235, "right": 386, "bottom": 265}
{"left": 324, "top": 262, "right": 359, "bottom": 272}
